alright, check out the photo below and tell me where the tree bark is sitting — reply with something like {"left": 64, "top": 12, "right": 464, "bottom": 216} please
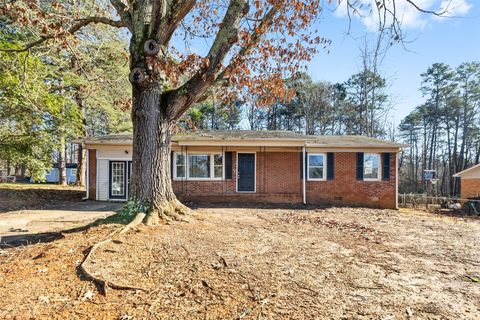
{"left": 58, "top": 134, "right": 67, "bottom": 185}
{"left": 130, "top": 83, "right": 188, "bottom": 225}
{"left": 76, "top": 143, "right": 86, "bottom": 187}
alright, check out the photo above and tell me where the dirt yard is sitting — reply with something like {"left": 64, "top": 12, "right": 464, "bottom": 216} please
{"left": 0, "top": 183, "right": 85, "bottom": 213}
{"left": 0, "top": 206, "right": 479, "bottom": 319}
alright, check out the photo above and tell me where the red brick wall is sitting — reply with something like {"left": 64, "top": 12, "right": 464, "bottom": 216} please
{"left": 172, "top": 151, "right": 397, "bottom": 208}
{"left": 173, "top": 152, "right": 302, "bottom": 204}
{"left": 306, "top": 152, "right": 397, "bottom": 209}
{"left": 88, "top": 149, "right": 96, "bottom": 200}
{"left": 461, "top": 179, "right": 480, "bottom": 199}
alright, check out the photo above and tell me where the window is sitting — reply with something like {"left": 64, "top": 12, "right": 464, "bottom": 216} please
{"left": 174, "top": 152, "right": 223, "bottom": 180}
{"left": 175, "top": 154, "right": 186, "bottom": 178}
{"left": 189, "top": 154, "right": 210, "bottom": 178}
{"left": 364, "top": 153, "right": 380, "bottom": 180}
{"left": 308, "top": 153, "right": 325, "bottom": 180}
{"left": 213, "top": 154, "right": 223, "bottom": 178}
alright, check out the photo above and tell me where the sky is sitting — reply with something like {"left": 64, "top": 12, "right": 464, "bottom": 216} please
{"left": 308, "top": 0, "right": 480, "bottom": 125}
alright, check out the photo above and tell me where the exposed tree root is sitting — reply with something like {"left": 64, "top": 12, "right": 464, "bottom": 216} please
{"left": 79, "top": 199, "right": 193, "bottom": 293}
{"left": 145, "top": 199, "right": 193, "bottom": 226}
{"left": 119, "top": 212, "right": 146, "bottom": 235}
{"left": 79, "top": 212, "right": 149, "bottom": 295}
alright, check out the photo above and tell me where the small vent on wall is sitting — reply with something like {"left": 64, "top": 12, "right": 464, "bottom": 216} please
{"left": 334, "top": 196, "right": 342, "bottom": 201}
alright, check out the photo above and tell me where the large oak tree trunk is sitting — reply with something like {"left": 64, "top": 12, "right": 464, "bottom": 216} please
{"left": 130, "top": 83, "right": 188, "bottom": 225}
{"left": 58, "top": 134, "right": 67, "bottom": 185}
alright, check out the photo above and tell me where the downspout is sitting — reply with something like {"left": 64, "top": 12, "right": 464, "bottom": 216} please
{"left": 396, "top": 151, "right": 399, "bottom": 209}
{"left": 302, "top": 145, "right": 306, "bottom": 204}
{"left": 82, "top": 148, "right": 89, "bottom": 200}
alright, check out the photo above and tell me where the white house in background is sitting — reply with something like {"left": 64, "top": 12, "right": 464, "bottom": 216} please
{"left": 45, "top": 164, "right": 78, "bottom": 184}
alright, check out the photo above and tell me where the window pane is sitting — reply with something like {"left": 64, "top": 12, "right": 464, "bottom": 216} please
{"left": 214, "top": 166, "right": 222, "bottom": 178}
{"left": 189, "top": 155, "right": 210, "bottom": 178}
{"left": 309, "top": 155, "right": 324, "bottom": 166}
{"left": 111, "top": 162, "right": 125, "bottom": 195}
{"left": 364, "top": 154, "right": 379, "bottom": 179}
{"left": 309, "top": 167, "right": 324, "bottom": 179}
{"left": 214, "top": 154, "right": 222, "bottom": 166}
{"left": 176, "top": 165, "right": 185, "bottom": 178}
{"left": 176, "top": 154, "right": 185, "bottom": 166}
{"left": 213, "top": 154, "right": 223, "bottom": 178}
{"left": 176, "top": 154, "right": 185, "bottom": 178}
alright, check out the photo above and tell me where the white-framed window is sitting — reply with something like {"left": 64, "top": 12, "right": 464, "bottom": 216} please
{"left": 213, "top": 154, "right": 223, "bottom": 178}
{"left": 174, "top": 153, "right": 186, "bottom": 178}
{"left": 173, "top": 152, "right": 223, "bottom": 180}
{"left": 307, "top": 153, "right": 326, "bottom": 180}
{"left": 364, "top": 153, "right": 381, "bottom": 180}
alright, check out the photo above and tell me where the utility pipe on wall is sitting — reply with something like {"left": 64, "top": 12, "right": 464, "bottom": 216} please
{"left": 302, "top": 145, "right": 306, "bottom": 204}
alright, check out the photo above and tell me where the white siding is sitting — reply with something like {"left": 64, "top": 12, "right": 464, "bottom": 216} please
{"left": 463, "top": 169, "right": 480, "bottom": 179}
{"left": 97, "top": 159, "right": 109, "bottom": 201}
{"left": 97, "top": 148, "right": 132, "bottom": 160}
{"left": 95, "top": 148, "right": 132, "bottom": 201}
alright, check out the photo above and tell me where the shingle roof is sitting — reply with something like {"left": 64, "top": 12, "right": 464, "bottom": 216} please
{"left": 76, "top": 130, "right": 408, "bottom": 148}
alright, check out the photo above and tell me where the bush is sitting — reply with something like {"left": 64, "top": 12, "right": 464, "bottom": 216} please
{"left": 116, "top": 199, "right": 151, "bottom": 217}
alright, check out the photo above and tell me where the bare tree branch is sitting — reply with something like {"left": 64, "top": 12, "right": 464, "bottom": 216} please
{"left": 167, "top": 0, "right": 250, "bottom": 119}
{"left": 1, "top": 17, "right": 127, "bottom": 52}
{"left": 109, "top": 0, "right": 132, "bottom": 30}
{"left": 157, "top": 0, "right": 197, "bottom": 46}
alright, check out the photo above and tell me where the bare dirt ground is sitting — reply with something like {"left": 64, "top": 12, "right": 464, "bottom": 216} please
{"left": 0, "top": 206, "right": 479, "bottom": 319}
{"left": 0, "top": 201, "right": 121, "bottom": 241}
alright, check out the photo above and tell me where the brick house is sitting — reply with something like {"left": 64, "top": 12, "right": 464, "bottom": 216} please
{"left": 453, "top": 164, "right": 480, "bottom": 199}
{"left": 78, "top": 130, "right": 407, "bottom": 209}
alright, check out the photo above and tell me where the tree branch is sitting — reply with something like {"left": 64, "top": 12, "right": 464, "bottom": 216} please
{"left": 166, "top": 0, "right": 249, "bottom": 120}
{"left": 1, "top": 17, "right": 127, "bottom": 52}
{"left": 157, "top": 0, "right": 197, "bottom": 46}
{"left": 405, "top": 0, "right": 447, "bottom": 16}
{"left": 109, "top": 0, "right": 132, "bottom": 30}
{"left": 213, "top": 7, "right": 278, "bottom": 88}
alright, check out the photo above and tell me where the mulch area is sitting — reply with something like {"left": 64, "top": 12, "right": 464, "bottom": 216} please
{"left": 0, "top": 207, "right": 479, "bottom": 319}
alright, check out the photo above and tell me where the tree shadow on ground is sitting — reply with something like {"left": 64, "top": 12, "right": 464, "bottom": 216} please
{"left": 0, "top": 210, "right": 135, "bottom": 249}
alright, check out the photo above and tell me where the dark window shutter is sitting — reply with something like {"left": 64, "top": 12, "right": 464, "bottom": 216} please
{"left": 382, "top": 153, "right": 391, "bottom": 181}
{"left": 356, "top": 152, "right": 364, "bottom": 180}
{"left": 327, "top": 152, "right": 334, "bottom": 180}
{"left": 300, "top": 152, "right": 308, "bottom": 180}
{"left": 171, "top": 152, "right": 174, "bottom": 179}
{"left": 225, "top": 152, "right": 233, "bottom": 179}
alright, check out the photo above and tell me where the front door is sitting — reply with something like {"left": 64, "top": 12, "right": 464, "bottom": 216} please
{"left": 237, "top": 153, "right": 255, "bottom": 192}
{"left": 109, "top": 161, "right": 127, "bottom": 200}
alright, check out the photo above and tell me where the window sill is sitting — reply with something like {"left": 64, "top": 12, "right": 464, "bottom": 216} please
{"left": 307, "top": 178, "right": 327, "bottom": 181}
{"left": 173, "top": 178, "right": 224, "bottom": 181}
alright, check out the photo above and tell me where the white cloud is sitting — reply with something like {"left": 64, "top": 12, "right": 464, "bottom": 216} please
{"left": 437, "top": 0, "right": 473, "bottom": 17}
{"left": 332, "top": 0, "right": 473, "bottom": 30}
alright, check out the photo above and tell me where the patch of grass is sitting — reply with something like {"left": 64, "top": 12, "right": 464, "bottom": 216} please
{"left": 92, "top": 199, "right": 151, "bottom": 226}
